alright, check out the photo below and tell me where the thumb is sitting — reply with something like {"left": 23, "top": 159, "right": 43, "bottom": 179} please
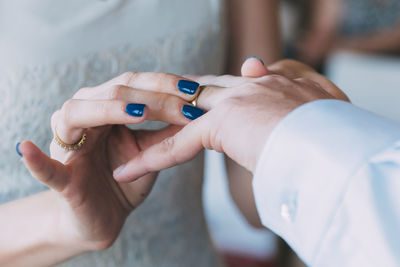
{"left": 241, "top": 56, "right": 270, "bottom": 78}
{"left": 17, "top": 141, "right": 70, "bottom": 192}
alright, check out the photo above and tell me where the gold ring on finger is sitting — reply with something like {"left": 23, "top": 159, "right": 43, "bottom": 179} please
{"left": 190, "top": 85, "right": 206, "bottom": 107}
{"left": 54, "top": 130, "right": 87, "bottom": 151}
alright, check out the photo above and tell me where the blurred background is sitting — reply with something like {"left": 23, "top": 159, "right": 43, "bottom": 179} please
{"left": 203, "top": 0, "right": 400, "bottom": 266}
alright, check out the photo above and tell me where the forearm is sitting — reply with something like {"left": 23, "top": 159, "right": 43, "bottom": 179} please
{"left": 0, "top": 190, "right": 87, "bottom": 267}
{"left": 227, "top": 0, "right": 281, "bottom": 74}
{"left": 225, "top": 157, "right": 264, "bottom": 228}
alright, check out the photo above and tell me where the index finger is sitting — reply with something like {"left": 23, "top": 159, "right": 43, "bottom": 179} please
{"left": 74, "top": 72, "right": 201, "bottom": 102}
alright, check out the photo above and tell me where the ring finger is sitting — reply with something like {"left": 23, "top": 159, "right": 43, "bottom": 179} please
{"left": 53, "top": 89, "right": 204, "bottom": 146}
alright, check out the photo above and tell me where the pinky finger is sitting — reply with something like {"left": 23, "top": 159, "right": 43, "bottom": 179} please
{"left": 18, "top": 141, "right": 70, "bottom": 192}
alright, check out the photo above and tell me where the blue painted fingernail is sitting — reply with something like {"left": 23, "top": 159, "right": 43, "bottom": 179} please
{"left": 182, "top": 105, "right": 204, "bottom": 120}
{"left": 247, "top": 56, "right": 265, "bottom": 66}
{"left": 126, "top": 103, "right": 146, "bottom": 117}
{"left": 16, "top": 142, "right": 22, "bottom": 157}
{"left": 177, "top": 80, "right": 200, "bottom": 95}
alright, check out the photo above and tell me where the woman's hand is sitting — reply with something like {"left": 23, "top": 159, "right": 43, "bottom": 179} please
{"left": 113, "top": 59, "right": 349, "bottom": 182}
{"left": 18, "top": 72, "right": 203, "bottom": 251}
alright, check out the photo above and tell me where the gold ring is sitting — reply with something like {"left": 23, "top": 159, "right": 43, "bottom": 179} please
{"left": 190, "top": 85, "right": 206, "bottom": 107}
{"left": 54, "top": 131, "right": 87, "bottom": 151}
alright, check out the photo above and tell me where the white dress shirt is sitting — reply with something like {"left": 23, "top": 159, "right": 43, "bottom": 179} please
{"left": 253, "top": 100, "right": 400, "bottom": 266}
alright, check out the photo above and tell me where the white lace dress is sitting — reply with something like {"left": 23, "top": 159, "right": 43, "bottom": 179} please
{"left": 0, "top": 0, "right": 226, "bottom": 266}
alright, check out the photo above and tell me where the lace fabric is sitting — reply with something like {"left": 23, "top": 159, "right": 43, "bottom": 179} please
{"left": 0, "top": 3, "right": 226, "bottom": 265}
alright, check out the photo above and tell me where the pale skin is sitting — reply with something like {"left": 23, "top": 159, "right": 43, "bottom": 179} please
{"left": 3, "top": 64, "right": 270, "bottom": 267}
{"left": 0, "top": 2, "right": 281, "bottom": 265}
{"left": 1, "top": 72, "right": 197, "bottom": 267}
{"left": 113, "top": 59, "right": 349, "bottom": 183}
{"left": 2, "top": 57, "right": 348, "bottom": 266}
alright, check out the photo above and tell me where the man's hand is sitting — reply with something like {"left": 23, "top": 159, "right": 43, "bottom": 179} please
{"left": 113, "top": 59, "right": 349, "bottom": 182}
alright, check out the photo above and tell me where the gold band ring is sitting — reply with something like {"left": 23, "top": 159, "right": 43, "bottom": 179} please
{"left": 54, "top": 131, "right": 87, "bottom": 151}
{"left": 191, "top": 85, "right": 206, "bottom": 107}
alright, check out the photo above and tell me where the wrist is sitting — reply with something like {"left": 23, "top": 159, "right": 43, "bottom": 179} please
{"left": 0, "top": 191, "right": 89, "bottom": 267}
{"left": 46, "top": 192, "right": 92, "bottom": 255}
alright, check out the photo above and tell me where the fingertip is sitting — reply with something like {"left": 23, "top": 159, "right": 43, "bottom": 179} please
{"left": 181, "top": 105, "right": 204, "bottom": 121}
{"left": 177, "top": 80, "right": 200, "bottom": 96}
{"left": 241, "top": 56, "right": 270, "bottom": 78}
{"left": 113, "top": 164, "right": 126, "bottom": 180}
{"left": 16, "top": 142, "right": 22, "bottom": 157}
{"left": 18, "top": 141, "right": 47, "bottom": 179}
{"left": 125, "top": 103, "right": 146, "bottom": 117}
{"left": 124, "top": 103, "right": 149, "bottom": 125}
{"left": 16, "top": 141, "right": 38, "bottom": 158}
{"left": 18, "top": 141, "right": 42, "bottom": 164}
{"left": 247, "top": 56, "right": 265, "bottom": 66}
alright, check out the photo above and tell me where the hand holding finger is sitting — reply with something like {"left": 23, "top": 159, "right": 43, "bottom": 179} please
{"left": 53, "top": 89, "right": 205, "bottom": 146}
{"left": 52, "top": 99, "right": 147, "bottom": 145}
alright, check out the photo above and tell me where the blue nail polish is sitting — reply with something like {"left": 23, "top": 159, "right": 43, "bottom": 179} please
{"left": 182, "top": 105, "right": 204, "bottom": 120}
{"left": 247, "top": 56, "right": 265, "bottom": 66}
{"left": 16, "top": 142, "right": 22, "bottom": 157}
{"left": 177, "top": 80, "right": 200, "bottom": 95}
{"left": 126, "top": 103, "right": 145, "bottom": 117}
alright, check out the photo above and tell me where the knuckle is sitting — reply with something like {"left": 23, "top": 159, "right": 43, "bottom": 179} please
{"left": 158, "top": 94, "right": 169, "bottom": 111}
{"left": 120, "top": 71, "right": 138, "bottom": 86}
{"left": 161, "top": 136, "right": 175, "bottom": 152}
{"left": 238, "top": 82, "right": 264, "bottom": 94}
{"left": 157, "top": 73, "right": 172, "bottom": 91}
{"left": 160, "top": 94, "right": 177, "bottom": 112}
{"left": 261, "top": 74, "right": 287, "bottom": 83}
{"left": 160, "top": 136, "right": 178, "bottom": 164}
{"left": 108, "top": 85, "right": 125, "bottom": 99}
{"left": 223, "top": 97, "right": 242, "bottom": 109}
{"left": 60, "top": 99, "right": 75, "bottom": 123}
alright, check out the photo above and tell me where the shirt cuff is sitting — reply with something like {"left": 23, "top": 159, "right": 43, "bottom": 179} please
{"left": 252, "top": 99, "right": 400, "bottom": 264}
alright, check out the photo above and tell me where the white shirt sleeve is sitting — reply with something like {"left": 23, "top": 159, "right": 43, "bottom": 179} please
{"left": 252, "top": 99, "right": 400, "bottom": 267}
